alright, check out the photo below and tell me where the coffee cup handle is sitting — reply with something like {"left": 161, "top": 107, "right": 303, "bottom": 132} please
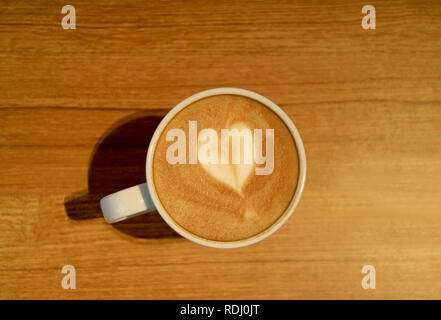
{"left": 100, "top": 183, "right": 156, "bottom": 223}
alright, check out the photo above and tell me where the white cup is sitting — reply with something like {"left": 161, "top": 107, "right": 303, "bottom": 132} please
{"left": 100, "top": 88, "right": 306, "bottom": 248}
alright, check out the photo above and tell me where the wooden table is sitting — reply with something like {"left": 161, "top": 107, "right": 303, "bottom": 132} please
{"left": 1, "top": 0, "right": 440, "bottom": 299}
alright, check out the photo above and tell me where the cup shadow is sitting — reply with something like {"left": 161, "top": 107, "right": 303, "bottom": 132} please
{"left": 64, "top": 109, "right": 180, "bottom": 239}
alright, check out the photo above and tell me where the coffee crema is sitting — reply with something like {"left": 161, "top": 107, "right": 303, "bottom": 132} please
{"left": 152, "top": 94, "right": 299, "bottom": 241}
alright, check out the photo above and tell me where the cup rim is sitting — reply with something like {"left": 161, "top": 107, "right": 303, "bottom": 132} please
{"left": 146, "top": 87, "right": 306, "bottom": 248}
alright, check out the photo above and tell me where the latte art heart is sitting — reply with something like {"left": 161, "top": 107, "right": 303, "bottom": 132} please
{"left": 198, "top": 122, "right": 254, "bottom": 196}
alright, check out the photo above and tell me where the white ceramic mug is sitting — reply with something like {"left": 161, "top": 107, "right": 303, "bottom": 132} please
{"left": 100, "top": 88, "right": 306, "bottom": 248}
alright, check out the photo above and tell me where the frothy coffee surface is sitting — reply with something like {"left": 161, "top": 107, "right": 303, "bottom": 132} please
{"left": 153, "top": 94, "right": 299, "bottom": 241}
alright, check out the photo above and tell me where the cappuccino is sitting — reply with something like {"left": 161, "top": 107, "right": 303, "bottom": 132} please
{"left": 153, "top": 94, "right": 299, "bottom": 241}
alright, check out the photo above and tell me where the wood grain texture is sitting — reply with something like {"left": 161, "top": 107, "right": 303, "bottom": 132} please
{"left": 1, "top": 0, "right": 440, "bottom": 299}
